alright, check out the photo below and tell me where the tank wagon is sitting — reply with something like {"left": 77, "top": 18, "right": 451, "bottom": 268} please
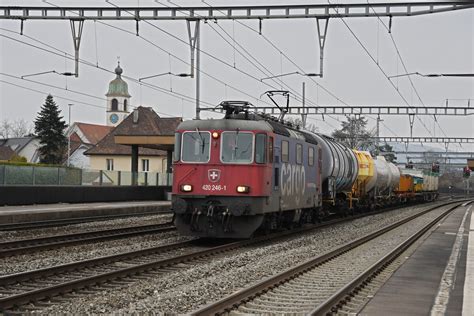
{"left": 172, "top": 102, "right": 438, "bottom": 238}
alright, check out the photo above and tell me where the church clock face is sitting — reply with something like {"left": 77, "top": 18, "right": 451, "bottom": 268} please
{"left": 110, "top": 113, "right": 119, "bottom": 124}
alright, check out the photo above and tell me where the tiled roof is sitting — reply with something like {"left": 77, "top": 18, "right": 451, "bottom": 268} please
{"left": 114, "top": 106, "right": 182, "bottom": 137}
{"left": 1, "top": 137, "right": 35, "bottom": 153}
{"left": 75, "top": 123, "right": 112, "bottom": 145}
{"left": 85, "top": 106, "right": 182, "bottom": 156}
{"left": 0, "top": 146, "right": 16, "bottom": 160}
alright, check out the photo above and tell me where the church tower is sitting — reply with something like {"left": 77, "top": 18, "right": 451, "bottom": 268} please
{"left": 106, "top": 62, "right": 131, "bottom": 126}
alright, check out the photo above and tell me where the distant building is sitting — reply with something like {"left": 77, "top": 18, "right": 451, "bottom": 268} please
{"left": 65, "top": 122, "right": 113, "bottom": 168}
{"left": 85, "top": 106, "right": 181, "bottom": 173}
{"left": 0, "top": 137, "right": 40, "bottom": 163}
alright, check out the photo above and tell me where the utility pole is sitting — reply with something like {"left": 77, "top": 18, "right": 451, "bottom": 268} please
{"left": 301, "top": 82, "right": 307, "bottom": 129}
{"left": 187, "top": 19, "right": 201, "bottom": 120}
{"left": 196, "top": 20, "right": 201, "bottom": 120}
{"left": 67, "top": 103, "right": 73, "bottom": 167}
{"left": 375, "top": 114, "right": 383, "bottom": 155}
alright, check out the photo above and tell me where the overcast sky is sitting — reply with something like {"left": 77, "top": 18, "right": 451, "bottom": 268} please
{"left": 0, "top": 0, "right": 473, "bottom": 152}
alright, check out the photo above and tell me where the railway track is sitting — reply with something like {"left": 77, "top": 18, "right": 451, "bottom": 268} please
{"left": 0, "top": 200, "right": 464, "bottom": 313}
{"left": 193, "top": 200, "right": 472, "bottom": 315}
{"left": 0, "top": 222, "right": 175, "bottom": 258}
{"left": 0, "top": 211, "right": 172, "bottom": 231}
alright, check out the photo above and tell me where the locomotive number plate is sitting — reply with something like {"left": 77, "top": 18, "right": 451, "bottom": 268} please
{"left": 202, "top": 184, "right": 227, "bottom": 191}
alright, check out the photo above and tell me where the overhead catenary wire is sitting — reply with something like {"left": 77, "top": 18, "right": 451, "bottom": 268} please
{"left": 102, "top": 0, "right": 277, "bottom": 106}
{"left": 0, "top": 79, "right": 105, "bottom": 110}
{"left": 3, "top": 2, "right": 459, "bottom": 142}
{"left": 0, "top": 76, "right": 194, "bottom": 119}
{"left": 148, "top": 0, "right": 342, "bottom": 130}
{"left": 102, "top": 0, "right": 342, "bottom": 130}
{"left": 326, "top": 0, "right": 435, "bottom": 138}
{"left": 0, "top": 31, "right": 217, "bottom": 110}
{"left": 161, "top": 0, "right": 401, "bottom": 134}
{"left": 0, "top": 32, "right": 210, "bottom": 118}
{"left": 228, "top": 16, "right": 399, "bottom": 136}
{"left": 205, "top": 21, "right": 340, "bottom": 130}
{"left": 6, "top": 0, "right": 276, "bottom": 111}
{"left": 366, "top": 2, "right": 449, "bottom": 138}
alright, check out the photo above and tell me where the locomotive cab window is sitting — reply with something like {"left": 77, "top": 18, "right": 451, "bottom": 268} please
{"left": 181, "top": 131, "right": 210, "bottom": 163}
{"left": 173, "top": 132, "right": 181, "bottom": 162}
{"left": 269, "top": 136, "right": 274, "bottom": 163}
{"left": 282, "top": 140, "right": 289, "bottom": 162}
{"left": 221, "top": 131, "right": 253, "bottom": 163}
{"left": 296, "top": 143, "right": 303, "bottom": 164}
{"left": 255, "top": 134, "right": 266, "bottom": 164}
{"left": 308, "top": 147, "right": 314, "bottom": 166}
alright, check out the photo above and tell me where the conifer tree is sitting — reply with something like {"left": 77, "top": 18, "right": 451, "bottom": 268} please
{"left": 34, "top": 95, "right": 68, "bottom": 164}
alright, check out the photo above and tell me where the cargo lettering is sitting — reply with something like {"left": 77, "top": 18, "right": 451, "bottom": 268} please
{"left": 281, "top": 163, "right": 306, "bottom": 204}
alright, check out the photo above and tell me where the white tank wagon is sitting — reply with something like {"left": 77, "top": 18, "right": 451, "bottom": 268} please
{"left": 372, "top": 156, "right": 400, "bottom": 195}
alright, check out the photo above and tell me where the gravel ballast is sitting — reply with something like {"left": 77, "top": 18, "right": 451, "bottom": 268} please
{"left": 0, "top": 213, "right": 173, "bottom": 242}
{"left": 27, "top": 202, "right": 452, "bottom": 314}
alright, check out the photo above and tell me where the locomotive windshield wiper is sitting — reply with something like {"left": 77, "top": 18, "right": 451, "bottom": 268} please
{"left": 196, "top": 128, "right": 205, "bottom": 153}
{"left": 233, "top": 129, "right": 240, "bottom": 159}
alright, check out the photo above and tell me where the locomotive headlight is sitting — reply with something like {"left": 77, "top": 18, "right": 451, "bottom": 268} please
{"left": 181, "top": 184, "right": 193, "bottom": 192}
{"left": 236, "top": 185, "right": 250, "bottom": 193}
{"left": 212, "top": 131, "right": 220, "bottom": 139}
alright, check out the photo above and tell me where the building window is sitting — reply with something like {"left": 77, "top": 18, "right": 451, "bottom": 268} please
{"left": 142, "top": 159, "right": 150, "bottom": 172}
{"left": 296, "top": 143, "right": 303, "bottom": 164}
{"left": 106, "top": 159, "right": 114, "bottom": 171}
{"left": 111, "top": 99, "right": 118, "bottom": 111}
{"left": 123, "top": 99, "right": 127, "bottom": 112}
{"left": 281, "top": 140, "right": 289, "bottom": 163}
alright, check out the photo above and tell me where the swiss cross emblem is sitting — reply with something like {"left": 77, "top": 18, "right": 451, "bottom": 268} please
{"left": 208, "top": 169, "right": 221, "bottom": 182}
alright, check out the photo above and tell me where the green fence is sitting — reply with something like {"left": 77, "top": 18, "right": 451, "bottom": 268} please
{"left": 0, "top": 165, "right": 171, "bottom": 186}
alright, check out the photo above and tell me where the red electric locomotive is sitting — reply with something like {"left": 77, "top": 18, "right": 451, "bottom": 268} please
{"left": 172, "top": 102, "right": 322, "bottom": 238}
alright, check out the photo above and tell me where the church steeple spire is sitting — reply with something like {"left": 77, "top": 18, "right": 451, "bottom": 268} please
{"left": 106, "top": 61, "right": 131, "bottom": 126}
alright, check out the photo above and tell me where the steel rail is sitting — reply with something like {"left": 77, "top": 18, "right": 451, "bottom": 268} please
{"left": 0, "top": 239, "right": 198, "bottom": 286}
{"left": 310, "top": 200, "right": 472, "bottom": 315}
{"left": 0, "top": 222, "right": 175, "bottom": 258}
{"left": 0, "top": 202, "right": 436, "bottom": 312}
{"left": 192, "top": 200, "right": 469, "bottom": 315}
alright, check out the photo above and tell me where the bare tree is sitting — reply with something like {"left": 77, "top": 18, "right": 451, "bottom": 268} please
{"left": 285, "top": 116, "right": 319, "bottom": 133}
{"left": 331, "top": 116, "right": 375, "bottom": 150}
{"left": 11, "top": 119, "right": 33, "bottom": 137}
{"left": 0, "top": 119, "right": 33, "bottom": 138}
{"left": 0, "top": 119, "right": 11, "bottom": 139}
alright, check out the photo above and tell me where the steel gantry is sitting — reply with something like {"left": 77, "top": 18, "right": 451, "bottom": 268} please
{"left": 1, "top": 2, "right": 472, "bottom": 118}
{"left": 1, "top": 2, "right": 471, "bottom": 20}
{"left": 203, "top": 105, "right": 474, "bottom": 116}
{"left": 385, "top": 151, "right": 474, "bottom": 156}
{"left": 340, "top": 137, "right": 474, "bottom": 144}
{"left": 407, "top": 155, "right": 474, "bottom": 161}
